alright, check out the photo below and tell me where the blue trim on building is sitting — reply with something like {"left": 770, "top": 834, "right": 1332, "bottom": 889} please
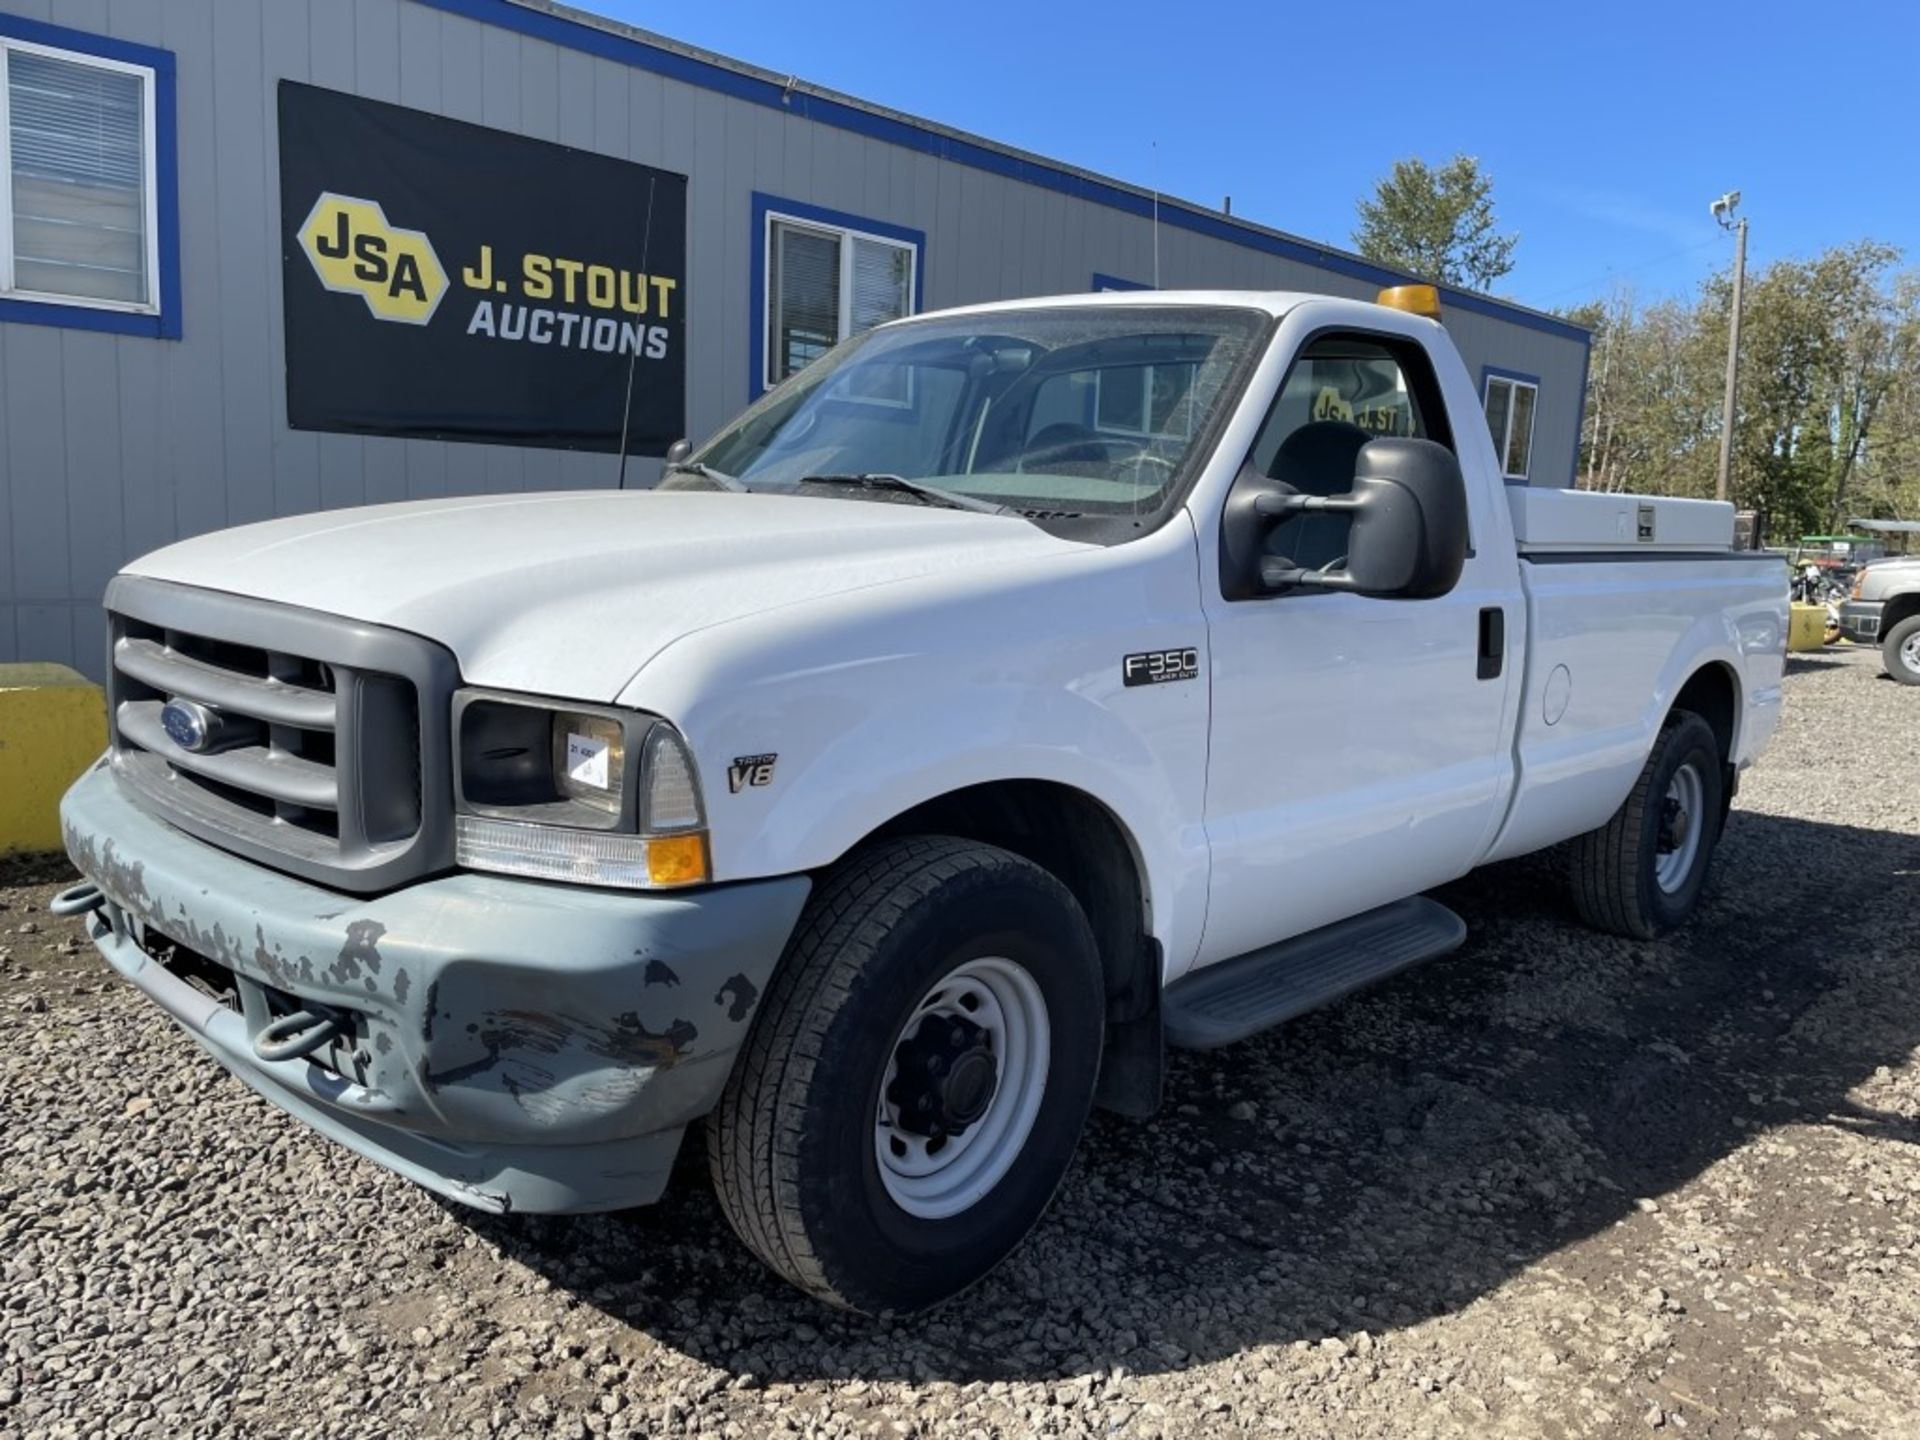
{"left": 0, "top": 14, "right": 181, "bottom": 341}
{"left": 416, "top": 0, "right": 1588, "bottom": 350}
{"left": 749, "top": 192, "right": 927, "bottom": 401}
{"left": 1091, "top": 272, "right": 1149, "bottom": 292}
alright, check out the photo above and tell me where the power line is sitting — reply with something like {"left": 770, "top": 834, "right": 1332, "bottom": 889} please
{"left": 1531, "top": 234, "right": 1727, "bottom": 306}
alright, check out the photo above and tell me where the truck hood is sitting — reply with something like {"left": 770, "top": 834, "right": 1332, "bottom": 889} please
{"left": 125, "top": 491, "right": 1092, "bottom": 701}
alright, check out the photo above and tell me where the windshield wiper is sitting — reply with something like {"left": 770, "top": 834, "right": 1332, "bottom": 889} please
{"left": 798, "top": 472, "right": 1012, "bottom": 516}
{"left": 661, "top": 460, "right": 749, "bottom": 493}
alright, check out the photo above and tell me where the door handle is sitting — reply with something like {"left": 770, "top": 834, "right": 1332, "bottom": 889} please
{"left": 1477, "top": 607, "right": 1504, "bottom": 680}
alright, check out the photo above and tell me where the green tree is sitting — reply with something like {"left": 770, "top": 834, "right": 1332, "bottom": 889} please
{"left": 1353, "top": 155, "right": 1518, "bottom": 291}
{"left": 1568, "top": 241, "right": 1920, "bottom": 539}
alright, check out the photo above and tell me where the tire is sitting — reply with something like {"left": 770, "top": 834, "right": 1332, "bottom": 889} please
{"left": 1567, "top": 711, "right": 1725, "bottom": 940}
{"left": 1882, "top": 615, "right": 1920, "bottom": 685}
{"left": 707, "top": 835, "right": 1104, "bottom": 1314}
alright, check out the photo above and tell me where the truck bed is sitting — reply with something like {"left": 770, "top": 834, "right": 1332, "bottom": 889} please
{"left": 1485, "top": 537, "right": 1787, "bottom": 864}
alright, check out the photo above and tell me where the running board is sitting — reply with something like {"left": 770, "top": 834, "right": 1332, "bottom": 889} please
{"left": 1163, "top": 897, "right": 1467, "bottom": 1050}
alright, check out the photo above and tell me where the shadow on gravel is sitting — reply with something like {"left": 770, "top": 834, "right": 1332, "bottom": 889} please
{"left": 465, "top": 809, "right": 1920, "bottom": 1384}
{"left": 1783, "top": 651, "right": 1859, "bottom": 674}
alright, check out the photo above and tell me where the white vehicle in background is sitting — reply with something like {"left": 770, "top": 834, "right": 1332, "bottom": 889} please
{"left": 58, "top": 284, "right": 1786, "bottom": 1313}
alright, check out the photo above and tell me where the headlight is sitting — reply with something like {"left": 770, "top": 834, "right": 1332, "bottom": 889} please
{"left": 451, "top": 690, "right": 710, "bottom": 889}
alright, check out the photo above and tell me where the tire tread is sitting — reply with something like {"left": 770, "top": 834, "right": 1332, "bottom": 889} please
{"left": 707, "top": 836, "right": 1069, "bottom": 1309}
{"left": 1567, "top": 711, "right": 1719, "bottom": 940}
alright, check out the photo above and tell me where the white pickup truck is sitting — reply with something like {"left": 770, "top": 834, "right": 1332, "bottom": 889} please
{"left": 57, "top": 286, "right": 1786, "bottom": 1314}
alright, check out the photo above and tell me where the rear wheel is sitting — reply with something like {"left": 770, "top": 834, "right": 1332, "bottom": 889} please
{"left": 1882, "top": 615, "right": 1920, "bottom": 685}
{"left": 707, "top": 836, "right": 1103, "bottom": 1313}
{"left": 1568, "top": 711, "right": 1725, "bottom": 940}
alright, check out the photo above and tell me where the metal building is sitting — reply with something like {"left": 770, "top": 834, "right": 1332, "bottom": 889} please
{"left": 0, "top": 0, "right": 1590, "bottom": 676}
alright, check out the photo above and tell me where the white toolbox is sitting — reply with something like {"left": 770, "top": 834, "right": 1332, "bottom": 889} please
{"left": 1507, "top": 488, "right": 1735, "bottom": 554}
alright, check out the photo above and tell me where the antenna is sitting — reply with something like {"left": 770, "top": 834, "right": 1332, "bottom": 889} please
{"left": 1151, "top": 140, "right": 1160, "bottom": 289}
{"left": 615, "top": 175, "right": 660, "bottom": 491}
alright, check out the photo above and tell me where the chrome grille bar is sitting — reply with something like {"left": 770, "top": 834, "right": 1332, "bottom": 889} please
{"left": 117, "top": 700, "right": 341, "bottom": 810}
{"left": 114, "top": 636, "right": 336, "bottom": 729}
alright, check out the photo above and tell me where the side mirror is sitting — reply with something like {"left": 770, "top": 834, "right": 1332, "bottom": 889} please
{"left": 664, "top": 438, "right": 693, "bottom": 466}
{"left": 1220, "top": 437, "right": 1469, "bottom": 600}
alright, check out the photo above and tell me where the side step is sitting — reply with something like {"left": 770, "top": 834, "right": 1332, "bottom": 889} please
{"left": 1163, "top": 897, "right": 1467, "bottom": 1050}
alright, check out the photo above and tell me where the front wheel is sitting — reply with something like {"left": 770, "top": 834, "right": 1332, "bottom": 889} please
{"left": 1883, "top": 615, "right": 1920, "bottom": 685}
{"left": 707, "top": 836, "right": 1104, "bottom": 1313}
{"left": 1567, "top": 711, "right": 1725, "bottom": 940}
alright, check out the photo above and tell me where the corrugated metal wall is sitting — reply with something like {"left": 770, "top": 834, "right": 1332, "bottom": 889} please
{"left": 0, "top": 0, "right": 1587, "bottom": 675}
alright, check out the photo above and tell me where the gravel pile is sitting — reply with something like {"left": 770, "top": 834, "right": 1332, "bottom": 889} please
{"left": 4, "top": 645, "right": 1917, "bottom": 1438}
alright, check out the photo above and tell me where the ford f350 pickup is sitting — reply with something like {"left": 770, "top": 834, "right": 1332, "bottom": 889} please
{"left": 58, "top": 285, "right": 1787, "bottom": 1313}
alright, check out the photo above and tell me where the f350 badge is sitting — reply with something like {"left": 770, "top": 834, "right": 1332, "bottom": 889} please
{"left": 728, "top": 754, "right": 778, "bottom": 793}
{"left": 1123, "top": 648, "right": 1200, "bottom": 687}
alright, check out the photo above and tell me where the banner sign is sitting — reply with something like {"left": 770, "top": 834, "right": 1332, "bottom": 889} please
{"left": 278, "top": 82, "right": 687, "bottom": 454}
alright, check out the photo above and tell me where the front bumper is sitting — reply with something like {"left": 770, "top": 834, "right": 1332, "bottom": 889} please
{"left": 59, "top": 761, "right": 810, "bottom": 1213}
{"left": 1839, "top": 599, "right": 1883, "bottom": 644}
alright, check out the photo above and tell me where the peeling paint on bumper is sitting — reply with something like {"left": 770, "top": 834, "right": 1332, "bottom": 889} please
{"left": 59, "top": 762, "right": 811, "bottom": 1213}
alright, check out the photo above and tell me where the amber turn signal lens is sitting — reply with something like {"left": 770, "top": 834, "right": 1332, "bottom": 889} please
{"left": 645, "top": 831, "right": 710, "bottom": 887}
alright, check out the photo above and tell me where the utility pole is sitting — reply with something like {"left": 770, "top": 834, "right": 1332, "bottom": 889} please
{"left": 1711, "top": 191, "right": 1747, "bottom": 504}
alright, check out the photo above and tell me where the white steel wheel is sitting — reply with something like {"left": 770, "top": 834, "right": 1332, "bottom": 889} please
{"left": 875, "top": 955, "right": 1051, "bottom": 1220}
{"left": 1654, "top": 761, "right": 1705, "bottom": 894}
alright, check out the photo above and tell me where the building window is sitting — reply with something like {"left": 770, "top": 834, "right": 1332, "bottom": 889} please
{"left": 1483, "top": 370, "right": 1538, "bottom": 481}
{"left": 755, "top": 195, "right": 922, "bottom": 395}
{"left": 0, "top": 16, "right": 175, "bottom": 337}
{"left": 2, "top": 39, "right": 154, "bottom": 309}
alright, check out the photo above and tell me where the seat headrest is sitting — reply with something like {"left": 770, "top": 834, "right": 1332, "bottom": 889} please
{"left": 1271, "top": 420, "right": 1371, "bottom": 495}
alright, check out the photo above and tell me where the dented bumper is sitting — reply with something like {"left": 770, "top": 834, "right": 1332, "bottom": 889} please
{"left": 59, "top": 761, "right": 810, "bottom": 1213}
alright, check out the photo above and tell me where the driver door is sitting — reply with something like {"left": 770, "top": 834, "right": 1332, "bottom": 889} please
{"left": 1195, "top": 330, "right": 1516, "bottom": 967}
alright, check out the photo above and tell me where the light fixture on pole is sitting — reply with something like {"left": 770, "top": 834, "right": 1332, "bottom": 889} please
{"left": 1710, "top": 190, "right": 1747, "bottom": 505}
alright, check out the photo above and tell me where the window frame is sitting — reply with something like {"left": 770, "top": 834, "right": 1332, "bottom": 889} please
{"left": 1481, "top": 366, "right": 1540, "bottom": 483}
{"left": 0, "top": 14, "right": 177, "bottom": 339}
{"left": 750, "top": 192, "right": 924, "bottom": 399}
{"left": 1224, "top": 325, "right": 1462, "bottom": 603}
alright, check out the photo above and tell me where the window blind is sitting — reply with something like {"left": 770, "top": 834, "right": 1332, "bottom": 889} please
{"left": 8, "top": 48, "right": 149, "bottom": 304}
{"left": 772, "top": 222, "right": 839, "bottom": 381}
{"left": 850, "top": 236, "right": 910, "bottom": 333}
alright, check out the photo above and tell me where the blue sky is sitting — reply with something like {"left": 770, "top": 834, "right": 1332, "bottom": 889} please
{"left": 579, "top": 0, "right": 1920, "bottom": 312}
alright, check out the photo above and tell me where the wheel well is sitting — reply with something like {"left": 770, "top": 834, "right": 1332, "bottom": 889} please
{"left": 1672, "top": 663, "right": 1737, "bottom": 760}
{"left": 1883, "top": 593, "right": 1920, "bottom": 634}
{"left": 867, "top": 780, "right": 1162, "bottom": 1118}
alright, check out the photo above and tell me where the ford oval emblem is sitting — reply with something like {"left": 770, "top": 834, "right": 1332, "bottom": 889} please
{"left": 160, "top": 698, "right": 215, "bottom": 753}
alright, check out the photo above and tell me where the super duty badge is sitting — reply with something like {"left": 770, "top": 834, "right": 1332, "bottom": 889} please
{"left": 1123, "top": 648, "right": 1200, "bottom": 687}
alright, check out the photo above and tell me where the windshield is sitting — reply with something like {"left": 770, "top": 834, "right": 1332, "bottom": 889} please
{"left": 682, "top": 305, "right": 1271, "bottom": 537}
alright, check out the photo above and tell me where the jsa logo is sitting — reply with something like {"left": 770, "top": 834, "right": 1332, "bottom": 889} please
{"left": 297, "top": 192, "right": 449, "bottom": 325}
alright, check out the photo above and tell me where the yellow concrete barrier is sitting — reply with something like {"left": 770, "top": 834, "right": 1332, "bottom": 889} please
{"left": 0, "top": 663, "right": 107, "bottom": 854}
{"left": 1787, "top": 602, "right": 1830, "bottom": 652}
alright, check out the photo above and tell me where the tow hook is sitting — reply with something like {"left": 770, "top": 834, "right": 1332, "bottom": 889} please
{"left": 49, "top": 882, "right": 106, "bottom": 918}
{"left": 253, "top": 1005, "right": 348, "bottom": 1063}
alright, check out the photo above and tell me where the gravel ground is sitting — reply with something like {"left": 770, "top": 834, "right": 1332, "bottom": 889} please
{"left": 3, "top": 644, "right": 1917, "bottom": 1440}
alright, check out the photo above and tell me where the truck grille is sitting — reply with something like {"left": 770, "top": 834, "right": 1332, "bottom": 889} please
{"left": 104, "top": 576, "right": 458, "bottom": 893}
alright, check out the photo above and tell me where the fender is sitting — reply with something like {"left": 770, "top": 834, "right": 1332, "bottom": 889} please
{"left": 620, "top": 517, "right": 1216, "bottom": 976}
